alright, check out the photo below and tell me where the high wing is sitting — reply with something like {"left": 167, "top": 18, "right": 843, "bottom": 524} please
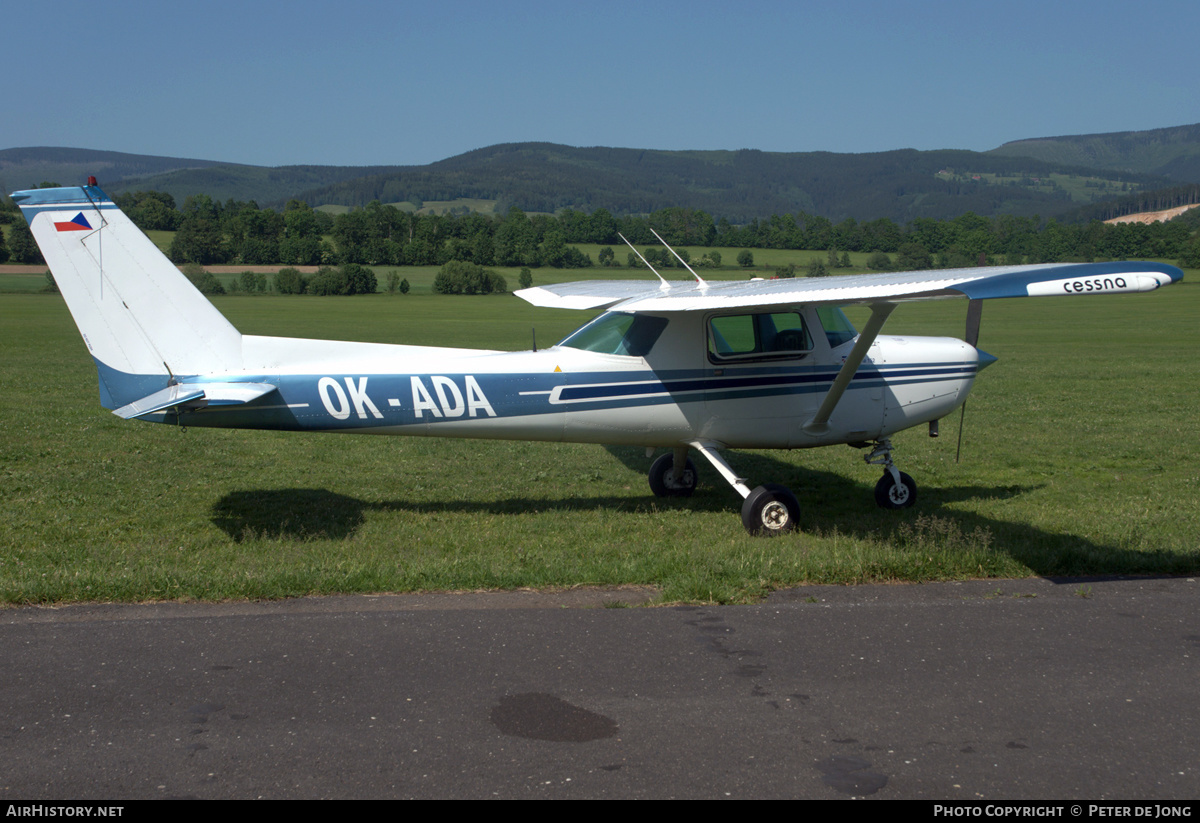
{"left": 515, "top": 261, "right": 1182, "bottom": 312}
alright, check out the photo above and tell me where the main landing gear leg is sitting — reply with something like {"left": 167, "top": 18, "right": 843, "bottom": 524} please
{"left": 863, "top": 439, "right": 917, "bottom": 509}
{"left": 686, "top": 440, "right": 800, "bottom": 537}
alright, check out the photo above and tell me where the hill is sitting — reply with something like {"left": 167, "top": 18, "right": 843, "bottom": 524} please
{"left": 109, "top": 162, "right": 410, "bottom": 206}
{"left": 0, "top": 147, "right": 407, "bottom": 207}
{"left": 7, "top": 125, "right": 1200, "bottom": 223}
{"left": 289, "top": 143, "right": 1170, "bottom": 223}
{"left": 0, "top": 146, "right": 227, "bottom": 194}
{"left": 988, "top": 123, "right": 1200, "bottom": 183}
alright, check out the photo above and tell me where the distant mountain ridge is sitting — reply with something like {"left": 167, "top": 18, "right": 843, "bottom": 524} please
{"left": 0, "top": 147, "right": 408, "bottom": 208}
{"left": 4, "top": 122, "right": 1199, "bottom": 223}
{"left": 989, "top": 123, "right": 1200, "bottom": 182}
{"left": 0, "top": 147, "right": 229, "bottom": 194}
{"left": 287, "top": 142, "right": 1169, "bottom": 223}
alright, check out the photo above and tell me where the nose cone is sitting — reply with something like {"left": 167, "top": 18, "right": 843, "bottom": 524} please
{"left": 976, "top": 348, "right": 998, "bottom": 372}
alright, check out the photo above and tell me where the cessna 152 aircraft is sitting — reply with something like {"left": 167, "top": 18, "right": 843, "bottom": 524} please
{"left": 13, "top": 182, "right": 1183, "bottom": 534}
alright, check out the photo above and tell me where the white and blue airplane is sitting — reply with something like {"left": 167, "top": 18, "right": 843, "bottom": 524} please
{"left": 13, "top": 181, "right": 1183, "bottom": 534}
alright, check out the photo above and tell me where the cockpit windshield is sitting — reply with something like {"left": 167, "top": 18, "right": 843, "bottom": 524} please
{"left": 816, "top": 306, "right": 857, "bottom": 348}
{"left": 557, "top": 312, "right": 668, "bottom": 357}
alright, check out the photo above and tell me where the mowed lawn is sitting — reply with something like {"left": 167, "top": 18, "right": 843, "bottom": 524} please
{"left": 1, "top": 282, "right": 1197, "bottom": 605}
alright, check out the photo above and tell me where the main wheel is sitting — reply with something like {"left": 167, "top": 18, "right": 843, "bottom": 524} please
{"left": 874, "top": 471, "right": 917, "bottom": 509}
{"left": 741, "top": 484, "right": 800, "bottom": 536}
{"left": 648, "top": 453, "right": 698, "bottom": 497}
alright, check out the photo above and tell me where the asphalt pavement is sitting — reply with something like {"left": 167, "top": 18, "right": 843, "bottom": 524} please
{"left": 1, "top": 577, "right": 1196, "bottom": 799}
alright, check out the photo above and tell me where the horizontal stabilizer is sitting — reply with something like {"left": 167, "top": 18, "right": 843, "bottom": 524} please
{"left": 113, "top": 382, "right": 277, "bottom": 420}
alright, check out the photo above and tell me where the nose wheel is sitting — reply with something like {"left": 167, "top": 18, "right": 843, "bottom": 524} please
{"left": 874, "top": 470, "right": 917, "bottom": 509}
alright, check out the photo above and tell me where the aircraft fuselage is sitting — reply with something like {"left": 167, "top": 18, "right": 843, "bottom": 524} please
{"left": 133, "top": 309, "right": 987, "bottom": 452}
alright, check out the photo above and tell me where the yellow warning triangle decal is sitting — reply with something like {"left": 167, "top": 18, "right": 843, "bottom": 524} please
{"left": 554, "top": 365, "right": 562, "bottom": 372}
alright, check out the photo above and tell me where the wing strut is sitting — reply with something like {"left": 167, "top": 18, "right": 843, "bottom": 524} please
{"left": 803, "top": 302, "right": 896, "bottom": 434}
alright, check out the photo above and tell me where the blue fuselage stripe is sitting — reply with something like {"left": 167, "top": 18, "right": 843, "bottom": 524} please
{"left": 96, "top": 360, "right": 978, "bottom": 431}
{"left": 556, "top": 364, "right": 977, "bottom": 401}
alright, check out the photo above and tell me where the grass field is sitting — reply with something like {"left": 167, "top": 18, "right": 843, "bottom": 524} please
{"left": 0, "top": 247, "right": 874, "bottom": 295}
{"left": 1, "top": 280, "right": 1197, "bottom": 606}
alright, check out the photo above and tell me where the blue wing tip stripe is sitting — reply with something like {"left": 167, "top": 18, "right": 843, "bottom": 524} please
{"left": 956, "top": 261, "right": 1182, "bottom": 300}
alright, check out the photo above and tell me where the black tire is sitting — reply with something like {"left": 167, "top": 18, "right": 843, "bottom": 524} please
{"left": 741, "top": 484, "right": 800, "bottom": 536}
{"left": 648, "top": 453, "right": 698, "bottom": 497}
{"left": 874, "top": 471, "right": 917, "bottom": 509}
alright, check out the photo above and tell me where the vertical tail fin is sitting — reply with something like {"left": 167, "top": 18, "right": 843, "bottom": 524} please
{"left": 12, "top": 184, "right": 243, "bottom": 408}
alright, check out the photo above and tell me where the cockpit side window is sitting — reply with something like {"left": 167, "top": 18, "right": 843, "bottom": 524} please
{"left": 557, "top": 312, "right": 668, "bottom": 357}
{"left": 708, "top": 311, "right": 813, "bottom": 362}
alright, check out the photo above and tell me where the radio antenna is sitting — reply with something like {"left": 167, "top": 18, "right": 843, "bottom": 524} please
{"left": 650, "top": 228, "right": 707, "bottom": 288}
{"left": 619, "top": 233, "right": 670, "bottom": 289}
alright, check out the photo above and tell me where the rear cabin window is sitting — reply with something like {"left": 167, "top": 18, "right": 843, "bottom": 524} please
{"left": 558, "top": 312, "right": 668, "bottom": 357}
{"left": 708, "top": 311, "right": 813, "bottom": 362}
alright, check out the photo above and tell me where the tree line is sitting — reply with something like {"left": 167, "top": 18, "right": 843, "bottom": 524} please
{"left": 3, "top": 188, "right": 1199, "bottom": 270}
{"left": 110, "top": 192, "right": 1200, "bottom": 269}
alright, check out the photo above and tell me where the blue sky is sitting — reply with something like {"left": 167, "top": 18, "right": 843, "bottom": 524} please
{"left": 5, "top": 0, "right": 1197, "bottom": 167}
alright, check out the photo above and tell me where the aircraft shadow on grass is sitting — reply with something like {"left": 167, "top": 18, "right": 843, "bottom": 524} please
{"left": 209, "top": 446, "right": 1192, "bottom": 578}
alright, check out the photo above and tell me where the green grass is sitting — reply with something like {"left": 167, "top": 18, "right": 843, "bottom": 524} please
{"left": 1, "top": 280, "right": 1197, "bottom": 606}
{"left": 0, "top": 272, "right": 51, "bottom": 292}
{"left": 0, "top": 249, "right": 867, "bottom": 296}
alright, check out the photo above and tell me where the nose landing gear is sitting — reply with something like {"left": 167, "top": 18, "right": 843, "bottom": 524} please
{"left": 864, "top": 439, "right": 917, "bottom": 509}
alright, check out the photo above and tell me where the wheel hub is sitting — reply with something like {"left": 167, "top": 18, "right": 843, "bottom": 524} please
{"left": 761, "top": 501, "right": 790, "bottom": 529}
{"left": 667, "top": 470, "right": 694, "bottom": 490}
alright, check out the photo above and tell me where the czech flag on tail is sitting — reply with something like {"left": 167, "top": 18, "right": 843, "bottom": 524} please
{"left": 54, "top": 212, "right": 92, "bottom": 232}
